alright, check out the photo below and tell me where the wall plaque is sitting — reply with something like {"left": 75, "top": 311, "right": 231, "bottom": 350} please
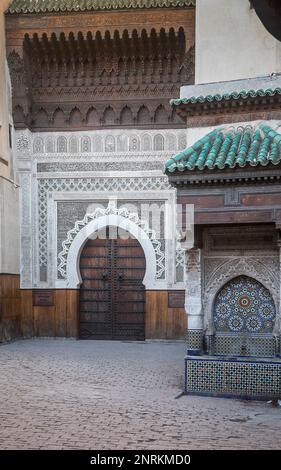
{"left": 33, "top": 290, "right": 54, "bottom": 307}
{"left": 168, "top": 291, "right": 185, "bottom": 309}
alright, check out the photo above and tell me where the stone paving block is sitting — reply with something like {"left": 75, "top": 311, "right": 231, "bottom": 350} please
{"left": 0, "top": 339, "right": 280, "bottom": 449}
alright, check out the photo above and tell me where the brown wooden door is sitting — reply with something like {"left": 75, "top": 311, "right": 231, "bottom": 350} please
{"left": 79, "top": 228, "right": 146, "bottom": 340}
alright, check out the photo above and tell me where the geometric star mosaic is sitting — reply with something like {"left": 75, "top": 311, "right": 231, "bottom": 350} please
{"left": 213, "top": 276, "right": 276, "bottom": 334}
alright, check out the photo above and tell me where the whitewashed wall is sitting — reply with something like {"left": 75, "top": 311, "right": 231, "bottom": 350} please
{"left": 0, "top": 1, "right": 19, "bottom": 274}
{"left": 195, "top": 0, "right": 281, "bottom": 84}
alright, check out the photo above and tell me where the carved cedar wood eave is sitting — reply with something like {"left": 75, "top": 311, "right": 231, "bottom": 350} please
{"left": 172, "top": 95, "right": 281, "bottom": 127}
{"left": 167, "top": 170, "right": 281, "bottom": 228}
{"left": 6, "top": 9, "right": 195, "bottom": 130}
{"left": 5, "top": 7, "right": 195, "bottom": 42}
{"left": 184, "top": 224, "right": 280, "bottom": 251}
{"left": 166, "top": 165, "right": 281, "bottom": 186}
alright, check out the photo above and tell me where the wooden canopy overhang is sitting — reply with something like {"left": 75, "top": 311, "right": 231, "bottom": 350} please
{"left": 166, "top": 123, "right": 281, "bottom": 229}
{"left": 5, "top": 1, "right": 195, "bottom": 130}
{"left": 22, "top": 28, "right": 188, "bottom": 66}
{"left": 171, "top": 91, "right": 281, "bottom": 126}
{"left": 167, "top": 163, "right": 281, "bottom": 187}
{"left": 168, "top": 166, "right": 281, "bottom": 229}
{"left": 170, "top": 75, "right": 281, "bottom": 127}
{"left": 7, "top": 0, "right": 196, "bottom": 15}
{"left": 5, "top": 1, "right": 195, "bottom": 53}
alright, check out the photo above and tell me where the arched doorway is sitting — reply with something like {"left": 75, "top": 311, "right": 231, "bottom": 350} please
{"left": 79, "top": 227, "right": 146, "bottom": 340}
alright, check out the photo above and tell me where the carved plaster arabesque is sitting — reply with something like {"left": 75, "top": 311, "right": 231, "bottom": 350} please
{"left": 51, "top": 190, "right": 182, "bottom": 289}
{"left": 175, "top": 242, "right": 185, "bottom": 283}
{"left": 33, "top": 128, "right": 184, "bottom": 280}
{"left": 19, "top": 172, "right": 33, "bottom": 287}
{"left": 58, "top": 202, "right": 165, "bottom": 287}
{"left": 15, "top": 128, "right": 185, "bottom": 289}
{"left": 185, "top": 248, "right": 203, "bottom": 331}
{"left": 31, "top": 129, "right": 187, "bottom": 155}
{"left": 38, "top": 176, "right": 170, "bottom": 274}
{"left": 16, "top": 134, "right": 30, "bottom": 154}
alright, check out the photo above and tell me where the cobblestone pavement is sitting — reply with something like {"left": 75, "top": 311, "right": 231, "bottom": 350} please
{"left": 0, "top": 339, "right": 280, "bottom": 450}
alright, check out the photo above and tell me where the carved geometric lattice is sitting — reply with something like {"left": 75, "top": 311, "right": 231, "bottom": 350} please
{"left": 175, "top": 244, "right": 185, "bottom": 283}
{"left": 214, "top": 276, "right": 276, "bottom": 334}
{"left": 38, "top": 176, "right": 169, "bottom": 279}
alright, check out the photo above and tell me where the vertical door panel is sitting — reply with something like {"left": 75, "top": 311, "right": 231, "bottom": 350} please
{"left": 79, "top": 228, "right": 146, "bottom": 340}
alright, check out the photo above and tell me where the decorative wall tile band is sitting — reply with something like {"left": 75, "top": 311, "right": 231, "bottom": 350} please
{"left": 213, "top": 334, "right": 277, "bottom": 357}
{"left": 186, "top": 329, "right": 203, "bottom": 352}
{"left": 185, "top": 356, "right": 281, "bottom": 399}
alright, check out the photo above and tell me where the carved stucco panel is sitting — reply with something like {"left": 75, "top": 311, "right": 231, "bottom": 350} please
{"left": 15, "top": 128, "right": 184, "bottom": 289}
{"left": 57, "top": 201, "right": 165, "bottom": 284}
{"left": 185, "top": 249, "right": 203, "bottom": 329}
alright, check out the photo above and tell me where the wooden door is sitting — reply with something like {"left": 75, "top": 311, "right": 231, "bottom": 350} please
{"left": 79, "top": 227, "right": 146, "bottom": 340}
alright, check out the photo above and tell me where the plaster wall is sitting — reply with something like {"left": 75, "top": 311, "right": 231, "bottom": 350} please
{"left": 0, "top": 178, "right": 19, "bottom": 274}
{"left": 195, "top": 0, "right": 281, "bottom": 84}
{"left": 0, "top": 0, "right": 12, "bottom": 176}
{"left": 0, "top": 1, "right": 19, "bottom": 274}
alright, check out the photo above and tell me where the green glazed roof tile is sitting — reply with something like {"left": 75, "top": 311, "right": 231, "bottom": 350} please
{"left": 170, "top": 87, "right": 281, "bottom": 107}
{"left": 165, "top": 123, "right": 281, "bottom": 174}
{"left": 7, "top": 0, "right": 195, "bottom": 14}
{"left": 215, "top": 132, "right": 233, "bottom": 169}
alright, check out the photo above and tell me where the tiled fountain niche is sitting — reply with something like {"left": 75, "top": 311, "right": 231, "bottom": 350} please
{"left": 184, "top": 227, "right": 281, "bottom": 400}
